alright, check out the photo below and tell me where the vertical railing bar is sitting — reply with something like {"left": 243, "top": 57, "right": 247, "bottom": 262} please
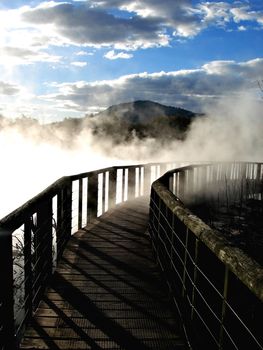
{"left": 34, "top": 198, "right": 53, "bottom": 309}
{"left": 125, "top": 168, "right": 128, "bottom": 201}
{"left": 56, "top": 189, "right": 63, "bottom": 258}
{"left": 67, "top": 180, "right": 73, "bottom": 238}
{"left": 143, "top": 165, "right": 151, "bottom": 195}
{"left": 128, "top": 167, "right": 136, "bottom": 200}
{"left": 0, "top": 228, "right": 15, "bottom": 349}
{"left": 104, "top": 171, "right": 109, "bottom": 212}
{"left": 140, "top": 166, "right": 144, "bottom": 196}
{"left": 86, "top": 177, "right": 89, "bottom": 223}
{"left": 78, "top": 178, "right": 83, "bottom": 230}
{"left": 108, "top": 168, "right": 117, "bottom": 209}
{"left": 122, "top": 168, "right": 126, "bottom": 203}
{"left": 24, "top": 218, "right": 33, "bottom": 327}
{"left": 88, "top": 173, "right": 98, "bottom": 220}
{"left": 101, "top": 173, "right": 106, "bottom": 214}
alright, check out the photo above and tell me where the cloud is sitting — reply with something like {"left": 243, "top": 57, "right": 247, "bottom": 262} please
{"left": 0, "top": 0, "right": 261, "bottom": 62}
{"left": 21, "top": 2, "right": 169, "bottom": 50}
{"left": 40, "top": 58, "right": 263, "bottom": 114}
{"left": 231, "top": 6, "right": 263, "bottom": 25}
{"left": 70, "top": 61, "right": 87, "bottom": 67}
{"left": 104, "top": 50, "right": 133, "bottom": 60}
{"left": 1, "top": 57, "right": 261, "bottom": 119}
{"left": 75, "top": 50, "right": 94, "bottom": 56}
{"left": 0, "top": 81, "right": 20, "bottom": 95}
{"left": 238, "top": 25, "right": 246, "bottom": 31}
{"left": 0, "top": 46, "right": 61, "bottom": 66}
{"left": 91, "top": 0, "right": 263, "bottom": 37}
{"left": 80, "top": 0, "right": 204, "bottom": 38}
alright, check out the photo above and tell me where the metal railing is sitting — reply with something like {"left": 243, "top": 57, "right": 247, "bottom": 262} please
{"left": 149, "top": 162, "right": 263, "bottom": 350}
{"left": 0, "top": 161, "right": 185, "bottom": 350}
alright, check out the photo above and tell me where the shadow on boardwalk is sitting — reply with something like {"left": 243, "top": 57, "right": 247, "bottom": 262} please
{"left": 21, "top": 197, "right": 187, "bottom": 349}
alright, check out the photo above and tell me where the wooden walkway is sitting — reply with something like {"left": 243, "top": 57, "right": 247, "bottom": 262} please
{"left": 21, "top": 197, "right": 187, "bottom": 349}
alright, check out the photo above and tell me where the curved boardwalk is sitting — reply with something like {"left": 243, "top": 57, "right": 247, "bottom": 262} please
{"left": 21, "top": 197, "right": 187, "bottom": 349}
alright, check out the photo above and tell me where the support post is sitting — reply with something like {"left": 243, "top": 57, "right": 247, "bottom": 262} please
{"left": 160, "top": 163, "right": 166, "bottom": 177}
{"left": 78, "top": 178, "right": 83, "bottom": 229}
{"left": 0, "top": 228, "right": 15, "bottom": 350}
{"left": 178, "top": 171, "right": 185, "bottom": 201}
{"left": 57, "top": 180, "right": 72, "bottom": 259}
{"left": 108, "top": 168, "right": 117, "bottom": 209}
{"left": 122, "top": 169, "right": 126, "bottom": 202}
{"left": 256, "top": 163, "right": 262, "bottom": 198}
{"left": 102, "top": 172, "right": 106, "bottom": 214}
{"left": 34, "top": 198, "right": 53, "bottom": 307}
{"left": 24, "top": 218, "right": 33, "bottom": 326}
{"left": 144, "top": 165, "right": 152, "bottom": 194}
{"left": 88, "top": 173, "right": 98, "bottom": 220}
{"left": 128, "top": 167, "right": 136, "bottom": 200}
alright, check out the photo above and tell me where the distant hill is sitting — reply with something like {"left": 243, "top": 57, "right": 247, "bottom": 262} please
{"left": 85, "top": 100, "right": 200, "bottom": 143}
{"left": 98, "top": 100, "right": 196, "bottom": 124}
{"left": 0, "top": 101, "right": 201, "bottom": 146}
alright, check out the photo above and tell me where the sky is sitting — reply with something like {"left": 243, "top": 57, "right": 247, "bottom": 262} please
{"left": 0, "top": 0, "right": 263, "bottom": 122}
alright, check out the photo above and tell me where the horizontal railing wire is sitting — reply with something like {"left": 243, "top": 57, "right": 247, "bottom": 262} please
{"left": 149, "top": 162, "right": 263, "bottom": 350}
{"left": 0, "top": 162, "right": 176, "bottom": 350}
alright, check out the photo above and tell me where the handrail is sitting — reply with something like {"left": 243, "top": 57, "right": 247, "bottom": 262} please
{"left": 0, "top": 161, "right": 179, "bottom": 350}
{"left": 0, "top": 177, "right": 67, "bottom": 230}
{"left": 149, "top": 161, "right": 263, "bottom": 349}
{"left": 0, "top": 162, "right": 172, "bottom": 228}
{"left": 2, "top": 160, "right": 262, "bottom": 349}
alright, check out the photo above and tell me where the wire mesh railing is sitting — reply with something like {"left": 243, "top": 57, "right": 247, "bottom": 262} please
{"left": 0, "top": 161, "right": 185, "bottom": 350}
{"left": 149, "top": 162, "right": 263, "bottom": 350}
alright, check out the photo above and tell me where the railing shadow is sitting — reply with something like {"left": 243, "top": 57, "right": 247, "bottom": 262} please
{"left": 47, "top": 272, "right": 150, "bottom": 350}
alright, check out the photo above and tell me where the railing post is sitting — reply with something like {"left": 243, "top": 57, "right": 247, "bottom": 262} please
{"left": 0, "top": 228, "right": 15, "bottom": 349}
{"left": 160, "top": 163, "right": 166, "bottom": 176}
{"left": 24, "top": 218, "right": 33, "bottom": 326}
{"left": 102, "top": 172, "right": 106, "bottom": 214}
{"left": 155, "top": 196, "right": 162, "bottom": 264}
{"left": 144, "top": 165, "right": 152, "bottom": 194}
{"left": 256, "top": 163, "right": 261, "bottom": 182}
{"left": 34, "top": 198, "right": 53, "bottom": 307}
{"left": 256, "top": 164, "right": 262, "bottom": 199}
{"left": 187, "top": 168, "right": 194, "bottom": 199}
{"left": 88, "top": 173, "right": 98, "bottom": 220}
{"left": 64, "top": 180, "right": 73, "bottom": 240}
{"left": 57, "top": 180, "right": 72, "bottom": 259}
{"left": 178, "top": 171, "right": 185, "bottom": 201}
{"left": 122, "top": 169, "right": 126, "bottom": 202}
{"left": 57, "top": 190, "right": 63, "bottom": 257}
{"left": 168, "top": 173, "right": 173, "bottom": 193}
{"left": 78, "top": 178, "right": 83, "bottom": 229}
{"left": 108, "top": 168, "right": 117, "bottom": 209}
{"left": 128, "top": 167, "right": 136, "bottom": 200}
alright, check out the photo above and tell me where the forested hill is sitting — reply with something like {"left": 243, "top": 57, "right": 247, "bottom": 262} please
{"left": 0, "top": 101, "right": 202, "bottom": 145}
{"left": 82, "top": 100, "right": 200, "bottom": 143}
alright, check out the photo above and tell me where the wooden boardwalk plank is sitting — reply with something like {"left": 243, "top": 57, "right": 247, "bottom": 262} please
{"left": 20, "top": 197, "right": 187, "bottom": 350}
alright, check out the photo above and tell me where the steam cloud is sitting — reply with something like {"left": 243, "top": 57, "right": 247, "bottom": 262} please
{"left": 0, "top": 92, "right": 262, "bottom": 219}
